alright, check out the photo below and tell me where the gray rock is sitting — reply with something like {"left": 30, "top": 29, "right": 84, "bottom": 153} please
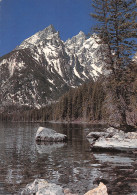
{"left": 21, "top": 179, "right": 78, "bottom": 195}
{"left": 86, "top": 132, "right": 106, "bottom": 139}
{"left": 87, "top": 127, "right": 137, "bottom": 151}
{"left": 35, "top": 127, "right": 67, "bottom": 142}
{"left": 21, "top": 179, "right": 64, "bottom": 195}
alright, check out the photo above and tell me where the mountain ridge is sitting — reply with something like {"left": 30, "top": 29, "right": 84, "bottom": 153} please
{"left": 0, "top": 25, "right": 107, "bottom": 108}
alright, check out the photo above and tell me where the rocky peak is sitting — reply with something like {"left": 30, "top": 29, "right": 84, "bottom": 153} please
{"left": 65, "top": 31, "right": 86, "bottom": 53}
{"left": 65, "top": 31, "right": 86, "bottom": 44}
{"left": 0, "top": 25, "right": 108, "bottom": 108}
{"left": 77, "top": 31, "right": 86, "bottom": 38}
{"left": 16, "top": 25, "right": 59, "bottom": 50}
{"left": 36, "top": 24, "right": 59, "bottom": 41}
{"left": 42, "top": 24, "right": 56, "bottom": 35}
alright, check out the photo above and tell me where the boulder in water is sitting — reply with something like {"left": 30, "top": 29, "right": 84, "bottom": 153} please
{"left": 21, "top": 179, "right": 64, "bottom": 195}
{"left": 21, "top": 179, "right": 78, "bottom": 195}
{"left": 87, "top": 127, "right": 137, "bottom": 152}
{"left": 35, "top": 127, "right": 67, "bottom": 142}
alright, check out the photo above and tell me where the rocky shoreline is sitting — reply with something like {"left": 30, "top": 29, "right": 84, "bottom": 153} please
{"left": 21, "top": 179, "right": 108, "bottom": 195}
{"left": 21, "top": 126, "right": 137, "bottom": 195}
{"left": 87, "top": 127, "right": 137, "bottom": 152}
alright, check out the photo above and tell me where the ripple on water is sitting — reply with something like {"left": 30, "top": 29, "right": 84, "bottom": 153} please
{"left": 0, "top": 122, "right": 136, "bottom": 195}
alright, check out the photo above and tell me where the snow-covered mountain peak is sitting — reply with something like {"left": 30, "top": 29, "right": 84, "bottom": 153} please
{"left": 65, "top": 31, "right": 86, "bottom": 53}
{"left": 65, "top": 31, "right": 86, "bottom": 45}
{"left": 37, "top": 24, "right": 58, "bottom": 40}
{"left": 42, "top": 24, "right": 56, "bottom": 34}
{"left": 0, "top": 25, "right": 109, "bottom": 108}
{"left": 77, "top": 31, "right": 85, "bottom": 37}
{"left": 16, "top": 25, "right": 59, "bottom": 50}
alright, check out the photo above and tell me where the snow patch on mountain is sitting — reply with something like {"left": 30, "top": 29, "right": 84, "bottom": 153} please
{"left": 73, "top": 67, "right": 80, "bottom": 78}
{"left": 48, "top": 79, "right": 54, "bottom": 85}
{"left": 16, "top": 25, "right": 106, "bottom": 80}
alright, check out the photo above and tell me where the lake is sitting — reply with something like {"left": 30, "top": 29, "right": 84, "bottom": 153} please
{"left": 0, "top": 122, "right": 136, "bottom": 195}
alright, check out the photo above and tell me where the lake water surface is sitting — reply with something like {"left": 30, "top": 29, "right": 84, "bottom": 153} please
{"left": 0, "top": 122, "right": 136, "bottom": 195}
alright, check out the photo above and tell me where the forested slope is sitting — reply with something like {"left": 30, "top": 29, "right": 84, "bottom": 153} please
{"left": 1, "top": 63, "right": 136, "bottom": 129}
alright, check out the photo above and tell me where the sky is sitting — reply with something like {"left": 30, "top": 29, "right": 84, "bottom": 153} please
{"left": 0, "top": 0, "right": 95, "bottom": 56}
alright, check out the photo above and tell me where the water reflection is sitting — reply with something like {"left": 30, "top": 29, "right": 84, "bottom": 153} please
{"left": 92, "top": 152, "right": 137, "bottom": 194}
{"left": 93, "top": 153, "right": 134, "bottom": 166}
{"left": 0, "top": 122, "right": 136, "bottom": 195}
{"left": 36, "top": 142, "right": 66, "bottom": 154}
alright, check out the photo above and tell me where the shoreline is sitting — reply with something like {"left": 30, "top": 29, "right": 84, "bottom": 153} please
{"left": 1, "top": 119, "right": 136, "bottom": 131}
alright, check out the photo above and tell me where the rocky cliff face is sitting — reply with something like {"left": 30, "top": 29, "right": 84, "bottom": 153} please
{"left": 0, "top": 25, "right": 107, "bottom": 108}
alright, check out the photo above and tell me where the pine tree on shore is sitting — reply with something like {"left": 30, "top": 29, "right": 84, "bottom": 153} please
{"left": 91, "top": 0, "right": 137, "bottom": 125}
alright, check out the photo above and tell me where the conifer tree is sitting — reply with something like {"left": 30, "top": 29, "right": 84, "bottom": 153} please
{"left": 91, "top": 0, "right": 137, "bottom": 74}
{"left": 91, "top": 0, "right": 137, "bottom": 125}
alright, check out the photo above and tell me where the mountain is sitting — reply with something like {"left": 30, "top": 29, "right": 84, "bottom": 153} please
{"left": 0, "top": 25, "right": 107, "bottom": 109}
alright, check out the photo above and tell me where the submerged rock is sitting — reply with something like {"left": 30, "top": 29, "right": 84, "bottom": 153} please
{"left": 87, "top": 127, "right": 137, "bottom": 152}
{"left": 35, "top": 127, "right": 67, "bottom": 142}
{"left": 84, "top": 182, "right": 108, "bottom": 195}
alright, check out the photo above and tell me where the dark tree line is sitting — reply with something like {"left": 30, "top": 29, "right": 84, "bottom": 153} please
{"left": 0, "top": 78, "right": 105, "bottom": 123}
{"left": 53, "top": 78, "right": 105, "bottom": 122}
